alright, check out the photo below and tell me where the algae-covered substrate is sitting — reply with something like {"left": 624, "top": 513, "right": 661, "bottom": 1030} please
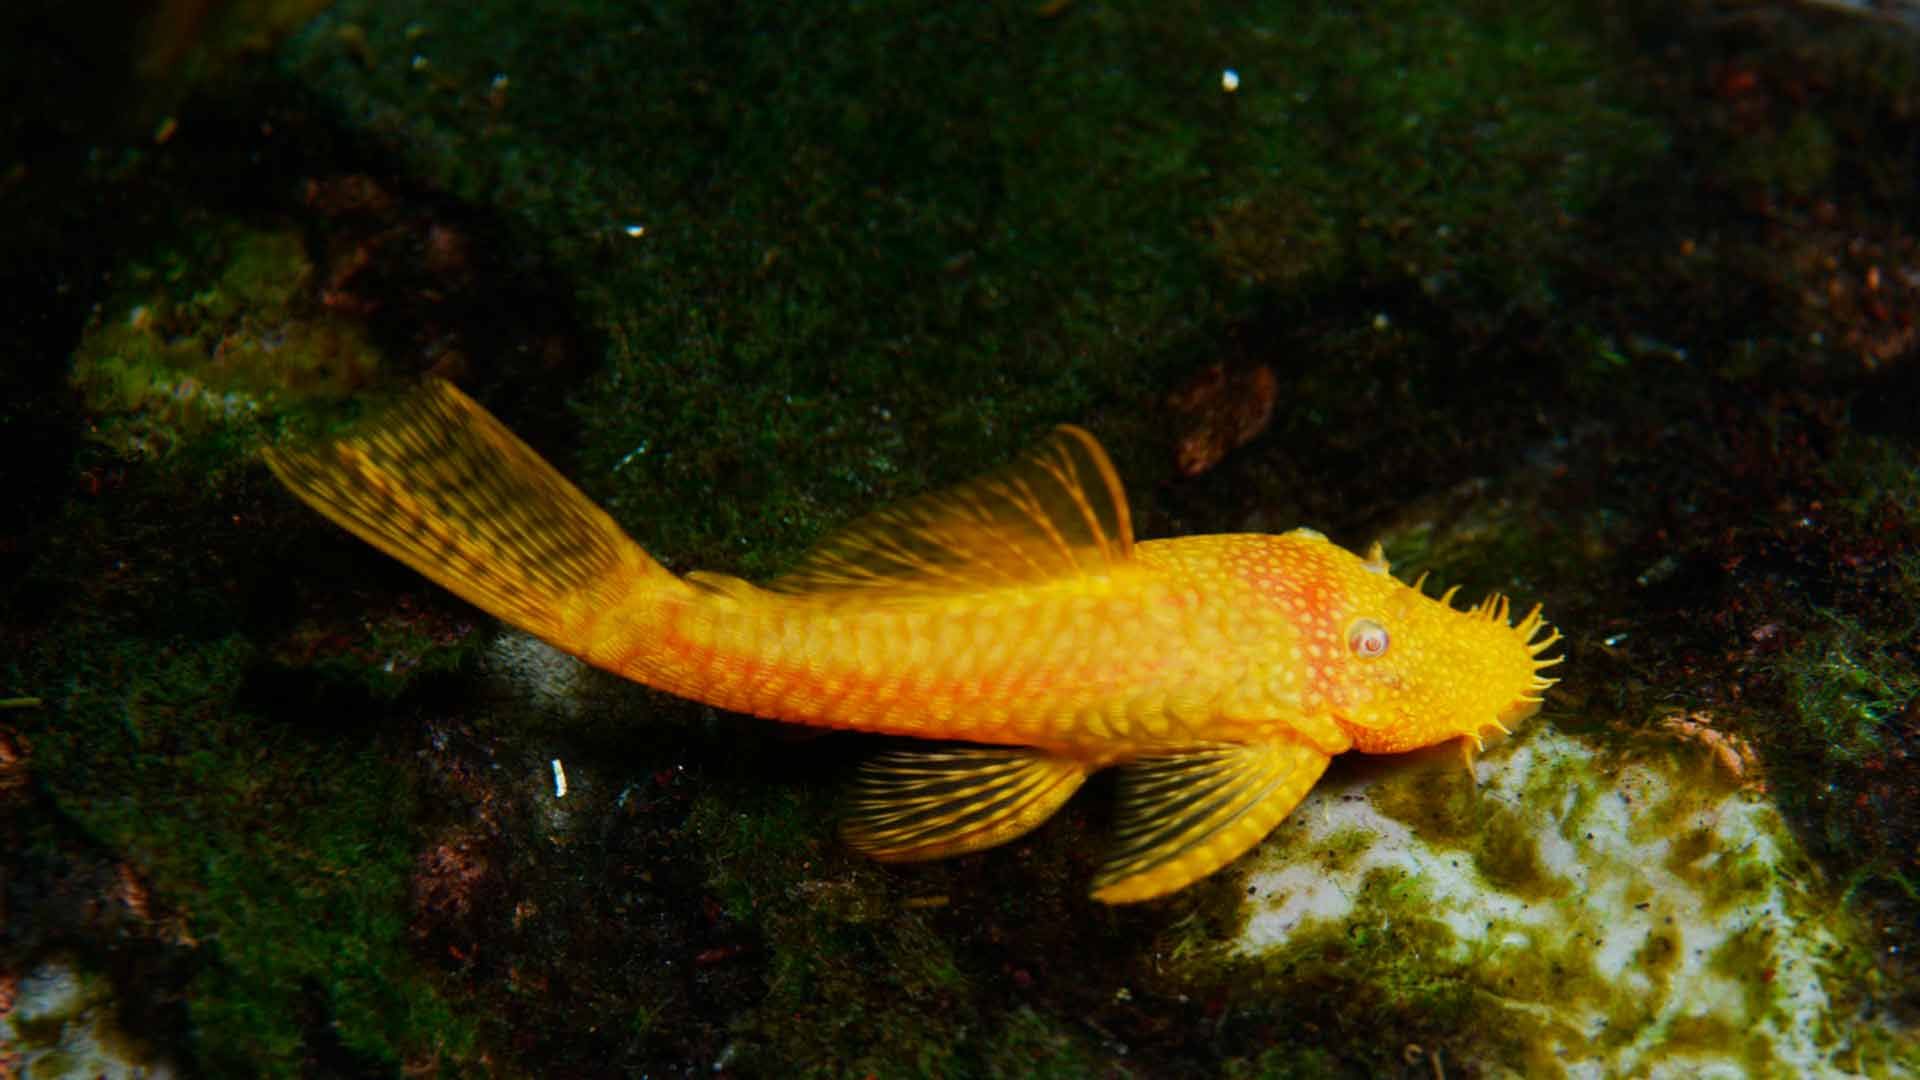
{"left": 1234, "top": 727, "right": 1899, "bottom": 1076}
{"left": 4, "top": 1, "right": 1920, "bottom": 1076}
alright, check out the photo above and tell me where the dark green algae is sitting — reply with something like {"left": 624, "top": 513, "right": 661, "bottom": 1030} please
{"left": 4, "top": 0, "right": 1920, "bottom": 1075}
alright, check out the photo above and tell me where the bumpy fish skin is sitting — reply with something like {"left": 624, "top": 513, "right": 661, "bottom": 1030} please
{"left": 266, "top": 380, "right": 1560, "bottom": 903}
{"left": 609, "top": 534, "right": 1547, "bottom": 756}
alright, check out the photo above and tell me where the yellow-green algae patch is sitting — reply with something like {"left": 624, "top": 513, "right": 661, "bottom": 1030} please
{"left": 68, "top": 222, "right": 380, "bottom": 461}
{"left": 1236, "top": 728, "right": 1916, "bottom": 1076}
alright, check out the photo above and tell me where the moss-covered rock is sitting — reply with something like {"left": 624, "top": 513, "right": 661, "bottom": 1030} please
{"left": 69, "top": 221, "right": 382, "bottom": 465}
{"left": 16, "top": 633, "right": 480, "bottom": 1075}
{"left": 9, "top": 0, "right": 1920, "bottom": 1075}
{"left": 1232, "top": 727, "right": 1916, "bottom": 1075}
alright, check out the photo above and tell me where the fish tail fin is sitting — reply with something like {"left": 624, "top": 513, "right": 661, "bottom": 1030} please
{"left": 264, "top": 379, "right": 676, "bottom": 655}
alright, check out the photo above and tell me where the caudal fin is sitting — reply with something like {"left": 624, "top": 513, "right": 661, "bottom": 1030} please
{"left": 264, "top": 379, "right": 669, "bottom": 654}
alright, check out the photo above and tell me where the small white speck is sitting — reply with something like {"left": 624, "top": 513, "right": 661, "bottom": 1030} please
{"left": 614, "top": 440, "right": 650, "bottom": 471}
{"left": 551, "top": 758, "right": 567, "bottom": 799}
{"left": 624, "top": 223, "right": 647, "bottom": 239}
{"left": 1221, "top": 69, "right": 1240, "bottom": 93}
{"left": 1372, "top": 313, "right": 1391, "bottom": 331}
{"left": 410, "top": 53, "right": 430, "bottom": 72}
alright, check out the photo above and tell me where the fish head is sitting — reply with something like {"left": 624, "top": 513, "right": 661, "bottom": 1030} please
{"left": 1329, "top": 565, "right": 1563, "bottom": 755}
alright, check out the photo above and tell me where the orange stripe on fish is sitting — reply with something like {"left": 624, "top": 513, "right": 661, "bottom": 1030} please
{"left": 264, "top": 379, "right": 1562, "bottom": 903}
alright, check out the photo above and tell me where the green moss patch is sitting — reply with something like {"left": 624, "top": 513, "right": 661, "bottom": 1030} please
{"left": 22, "top": 634, "right": 475, "bottom": 1074}
{"left": 69, "top": 221, "right": 381, "bottom": 465}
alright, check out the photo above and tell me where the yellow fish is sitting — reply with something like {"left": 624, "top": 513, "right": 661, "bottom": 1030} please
{"left": 266, "top": 380, "right": 1561, "bottom": 903}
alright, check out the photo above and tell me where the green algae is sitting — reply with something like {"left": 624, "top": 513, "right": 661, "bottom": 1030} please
{"left": 1661, "top": 1013, "right": 1769, "bottom": 1073}
{"left": 1770, "top": 596, "right": 1920, "bottom": 929}
{"left": 1366, "top": 759, "right": 1478, "bottom": 845}
{"left": 18, "top": 0, "right": 1920, "bottom": 1075}
{"left": 975, "top": 1006, "right": 1107, "bottom": 1078}
{"left": 1213, "top": 725, "right": 1920, "bottom": 1075}
{"left": 1663, "top": 825, "right": 1717, "bottom": 877}
{"left": 1473, "top": 807, "right": 1571, "bottom": 902}
{"left": 275, "top": 603, "right": 486, "bottom": 701}
{"left": 677, "top": 753, "right": 989, "bottom": 1073}
{"left": 747, "top": 911, "right": 972, "bottom": 1076}
{"left": 1782, "top": 619, "right": 1919, "bottom": 768}
{"left": 1365, "top": 755, "right": 1573, "bottom": 903}
{"left": 256, "top": 1, "right": 1674, "bottom": 1067}
{"left": 1724, "top": 109, "right": 1837, "bottom": 204}
{"left": 277, "top": 0, "right": 1664, "bottom": 580}
{"left": 1221, "top": 1045, "right": 1346, "bottom": 1080}
{"left": 1634, "top": 922, "right": 1683, "bottom": 1001}
{"left": 1314, "top": 828, "right": 1378, "bottom": 876}
{"left": 1218, "top": 907, "right": 1479, "bottom": 1072}
{"left": 69, "top": 221, "right": 381, "bottom": 465}
{"left": 21, "top": 633, "right": 476, "bottom": 1074}
{"left": 686, "top": 779, "right": 841, "bottom": 923}
{"left": 1709, "top": 920, "right": 1782, "bottom": 1028}
{"left": 1670, "top": 821, "right": 1780, "bottom": 919}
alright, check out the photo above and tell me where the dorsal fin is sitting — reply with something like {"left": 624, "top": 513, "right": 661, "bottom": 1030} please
{"left": 768, "top": 424, "right": 1133, "bottom": 597}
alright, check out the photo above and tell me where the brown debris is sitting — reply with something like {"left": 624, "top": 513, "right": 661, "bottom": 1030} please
{"left": 0, "top": 728, "right": 26, "bottom": 796}
{"left": 1785, "top": 224, "right": 1920, "bottom": 369}
{"left": 1167, "top": 361, "right": 1279, "bottom": 477}
{"left": 1661, "top": 710, "right": 1766, "bottom": 792}
{"left": 0, "top": 970, "right": 16, "bottom": 1080}
{"left": 411, "top": 828, "right": 496, "bottom": 947}
{"left": 115, "top": 861, "right": 153, "bottom": 922}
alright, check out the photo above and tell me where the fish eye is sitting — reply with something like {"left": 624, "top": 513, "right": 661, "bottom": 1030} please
{"left": 1348, "top": 618, "right": 1390, "bottom": 659}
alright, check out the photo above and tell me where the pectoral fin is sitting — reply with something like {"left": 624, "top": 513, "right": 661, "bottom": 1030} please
{"left": 843, "top": 745, "right": 1090, "bottom": 862}
{"left": 1092, "top": 740, "right": 1330, "bottom": 904}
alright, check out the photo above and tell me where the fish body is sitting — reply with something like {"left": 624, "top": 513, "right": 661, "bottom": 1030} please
{"left": 267, "top": 381, "right": 1560, "bottom": 903}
